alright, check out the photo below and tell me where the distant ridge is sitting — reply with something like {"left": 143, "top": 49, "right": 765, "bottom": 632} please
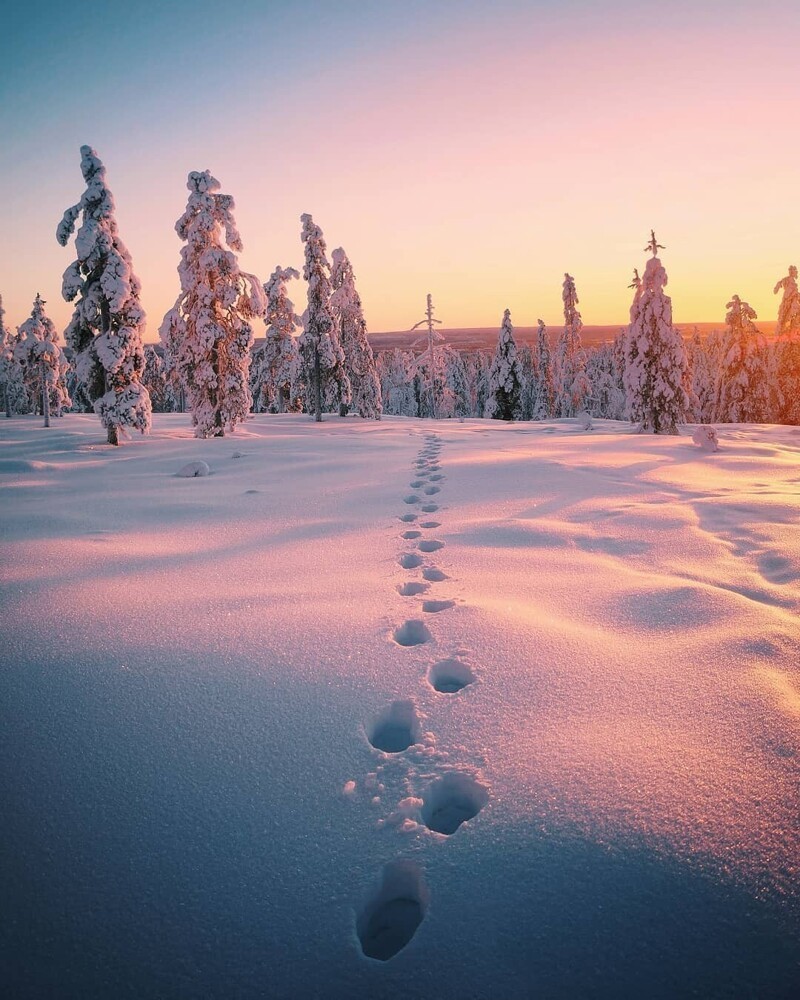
{"left": 367, "top": 321, "right": 779, "bottom": 353}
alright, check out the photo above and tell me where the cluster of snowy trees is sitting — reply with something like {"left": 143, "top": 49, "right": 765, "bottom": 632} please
{"left": 3, "top": 148, "right": 800, "bottom": 438}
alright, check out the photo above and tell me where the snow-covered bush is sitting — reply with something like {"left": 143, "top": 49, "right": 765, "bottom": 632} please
{"left": 330, "top": 248, "right": 381, "bottom": 419}
{"left": 623, "top": 248, "right": 688, "bottom": 434}
{"left": 298, "top": 215, "right": 351, "bottom": 420}
{"left": 14, "top": 294, "right": 70, "bottom": 423}
{"left": 160, "top": 171, "right": 264, "bottom": 437}
{"left": 56, "top": 146, "right": 151, "bottom": 444}
{"left": 251, "top": 266, "right": 302, "bottom": 413}
{"left": 485, "top": 309, "right": 524, "bottom": 420}
{"left": 692, "top": 425, "right": 719, "bottom": 452}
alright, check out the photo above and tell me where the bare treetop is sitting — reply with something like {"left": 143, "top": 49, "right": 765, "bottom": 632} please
{"left": 644, "top": 230, "right": 665, "bottom": 256}
{"left": 628, "top": 268, "right": 641, "bottom": 290}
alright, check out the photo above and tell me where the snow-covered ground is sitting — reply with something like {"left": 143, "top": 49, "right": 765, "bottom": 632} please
{"left": 2, "top": 413, "right": 799, "bottom": 998}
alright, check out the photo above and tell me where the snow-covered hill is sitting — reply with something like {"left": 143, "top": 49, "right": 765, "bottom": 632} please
{"left": 2, "top": 413, "right": 799, "bottom": 998}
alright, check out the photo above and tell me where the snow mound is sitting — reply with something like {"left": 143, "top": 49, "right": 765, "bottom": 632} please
{"left": 176, "top": 460, "right": 211, "bottom": 478}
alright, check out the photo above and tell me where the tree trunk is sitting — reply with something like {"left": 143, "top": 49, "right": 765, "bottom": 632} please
{"left": 41, "top": 360, "right": 50, "bottom": 428}
{"left": 4, "top": 383, "right": 10, "bottom": 418}
{"left": 314, "top": 349, "right": 322, "bottom": 422}
{"left": 277, "top": 386, "right": 286, "bottom": 414}
{"left": 100, "top": 298, "right": 119, "bottom": 446}
{"left": 339, "top": 402, "right": 348, "bottom": 417}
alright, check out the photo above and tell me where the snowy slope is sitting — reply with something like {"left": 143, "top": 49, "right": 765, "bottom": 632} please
{"left": 1, "top": 413, "right": 799, "bottom": 999}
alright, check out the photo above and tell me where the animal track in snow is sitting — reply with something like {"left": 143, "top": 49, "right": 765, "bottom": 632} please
{"left": 410, "top": 481, "right": 424, "bottom": 489}
{"left": 357, "top": 860, "right": 428, "bottom": 961}
{"left": 421, "top": 504, "right": 439, "bottom": 513}
{"left": 393, "top": 620, "right": 432, "bottom": 646}
{"left": 418, "top": 539, "right": 445, "bottom": 553}
{"left": 428, "top": 474, "right": 444, "bottom": 482}
{"left": 399, "top": 514, "right": 417, "bottom": 523}
{"left": 397, "top": 581, "right": 429, "bottom": 597}
{"left": 428, "top": 659, "right": 476, "bottom": 693}
{"left": 423, "top": 599, "right": 455, "bottom": 614}
{"left": 421, "top": 773, "right": 488, "bottom": 835}
{"left": 423, "top": 486, "right": 441, "bottom": 495}
{"left": 404, "top": 495, "right": 421, "bottom": 505}
{"left": 399, "top": 553, "right": 423, "bottom": 569}
{"left": 419, "top": 521, "right": 440, "bottom": 529}
{"left": 367, "top": 700, "right": 421, "bottom": 753}
{"left": 402, "top": 530, "right": 422, "bottom": 539}
{"left": 423, "top": 567, "right": 448, "bottom": 582}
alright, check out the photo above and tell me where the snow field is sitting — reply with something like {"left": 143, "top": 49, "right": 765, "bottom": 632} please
{"left": 1, "top": 413, "right": 799, "bottom": 998}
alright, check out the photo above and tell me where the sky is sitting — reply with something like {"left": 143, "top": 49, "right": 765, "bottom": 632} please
{"left": 2, "top": 0, "right": 799, "bottom": 340}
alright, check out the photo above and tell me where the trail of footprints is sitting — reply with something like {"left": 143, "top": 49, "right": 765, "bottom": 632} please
{"left": 354, "top": 433, "right": 490, "bottom": 962}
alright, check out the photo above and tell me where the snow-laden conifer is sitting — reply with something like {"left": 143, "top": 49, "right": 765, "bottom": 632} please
{"left": 585, "top": 342, "right": 625, "bottom": 419}
{"left": 553, "top": 275, "right": 589, "bottom": 417}
{"left": 445, "top": 348, "right": 474, "bottom": 417}
{"left": 330, "top": 248, "right": 381, "bottom": 419}
{"left": 160, "top": 171, "right": 264, "bottom": 437}
{"left": 773, "top": 265, "right": 800, "bottom": 424}
{"left": 298, "top": 215, "right": 351, "bottom": 421}
{"left": 714, "top": 296, "right": 775, "bottom": 423}
{"left": 531, "top": 319, "right": 553, "bottom": 420}
{"left": 56, "top": 146, "right": 151, "bottom": 444}
{"left": 378, "top": 349, "right": 417, "bottom": 416}
{"left": 14, "top": 294, "right": 69, "bottom": 424}
{"left": 623, "top": 235, "right": 688, "bottom": 434}
{"left": 252, "top": 266, "right": 302, "bottom": 413}
{"left": 485, "top": 309, "right": 524, "bottom": 420}
{"left": 1, "top": 294, "right": 29, "bottom": 417}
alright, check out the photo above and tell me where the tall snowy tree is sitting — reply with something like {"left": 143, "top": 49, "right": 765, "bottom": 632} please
{"left": 531, "top": 319, "right": 553, "bottom": 420}
{"left": 56, "top": 145, "right": 151, "bottom": 444}
{"left": 378, "top": 349, "right": 417, "bottom": 416}
{"left": 298, "top": 215, "right": 351, "bottom": 421}
{"left": 141, "top": 345, "right": 171, "bottom": 413}
{"left": 14, "top": 294, "right": 68, "bottom": 425}
{"left": 330, "top": 248, "right": 381, "bottom": 419}
{"left": 623, "top": 234, "right": 689, "bottom": 434}
{"left": 714, "top": 296, "right": 775, "bottom": 423}
{"left": 553, "top": 274, "right": 589, "bottom": 417}
{"left": 160, "top": 170, "right": 265, "bottom": 438}
{"left": 485, "top": 309, "right": 524, "bottom": 420}
{"left": 773, "top": 264, "right": 800, "bottom": 424}
{"left": 251, "top": 266, "right": 302, "bottom": 413}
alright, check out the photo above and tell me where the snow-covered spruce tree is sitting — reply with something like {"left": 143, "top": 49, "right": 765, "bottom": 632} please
{"left": 14, "top": 294, "right": 67, "bottom": 425}
{"left": 57, "top": 146, "right": 151, "bottom": 444}
{"left": 330, "top": 248, "right": 381, "bottom": 419}
{"left": 160, "top": 171, "right": 265, "bottom": 438}
{"left": 379, "top": 349, "right": 417, "bottom": 416}
{"left": 623, "top": 236, "right": 689, "bottom": 433}
{"left": 773, "top": 265, "right": 800, "bottom": 424}
{"left": 553, "top": 275, "right": 590, "bottom": 417}
{"left": 486, "top": 309, "right": 524, "bottom": 420}
{"left": 1, "top": 294, "right": 29, "bottom": 417}
{"left": 686, "top": 328, "right": 715, "bottom": 423}
{"left": 714, "top": 296, "right": 775, "bottom": 423}
{"left": 142, "top": 345, "right": 171, "bottom": 413}
{"left": 531, "top": 319, "right": 553, "bottom": 419}
{"left": 445, "top": 348, "right": 474, "bottom": 417}
{"left": 585, "top": 342, "right": 625, "bottom": 419}
{"left": 298, "top": 215, "right": 351, "bottom": 421}
{"left": 251, "top": 266, "right": 302, "bottom": 413}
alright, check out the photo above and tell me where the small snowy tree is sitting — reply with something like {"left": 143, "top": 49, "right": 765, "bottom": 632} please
{"left": 553, "top": 275, "right": 589, "bottom": 417}
{"left": 160, "top": 171, "right": 265, "bottom": 438}
{"left": 378, "top": 349, "right": 417, "bottom": 416}
{"left": 141, "top": 345, "right": 171, "bottom": 413}
{"left": 714, "top": 296, "right": 775, "bottom": 423}
{"left": 14, "top": 294, "right": 68, "bottom": 425}
{"left": 57, "top": 146, "right": 151, "bottom": 444}
{"left": 1, "top": 295, "right": 29, "bottom": 417}
{"left": 530, "top": 319, "right": 554, "bottom": 420}
{"left": 298, "top": 215, "right": 351, "bottom": 421}
{"left": 330, "top": 248, "right": 381, "bottom": 419}
{"left": 623, "top": 234, "right": 689, "bottom": 434}
{"left": 252, "top": 266, "right": 302, "bottom": 413}
{"left": 485, "top": 309, "right": 524, "bottom": 420}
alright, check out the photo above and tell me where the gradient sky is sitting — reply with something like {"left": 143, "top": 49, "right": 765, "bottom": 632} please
{"left": 2, "top": 0, "right": 799, "bottom": 340}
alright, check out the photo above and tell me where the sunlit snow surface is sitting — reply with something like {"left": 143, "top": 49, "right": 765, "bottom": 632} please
{"left": 1, "top": 413, "right": 799, "bottom": 998}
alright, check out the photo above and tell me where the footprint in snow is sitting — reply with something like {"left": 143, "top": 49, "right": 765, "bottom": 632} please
{"left": 402, "top": 530, "right": 422, "bottom": 539}
{"left": 428, "top": 659, "right": 476, "bottom": 693}
{"left": 399, "top": 514, "right": 418, "bottom": 523}
{"left": 422, "top": 599, "right": 455, "bottom": 613}
{"left": 421, "top": 504, "right": 439, "bottom": 513}
{"left": 410, "top": 481, "right": 424, "bottom": 489}
{"left": 421, "top": 773, "right": 488, "bottom": 835}
{"left": 423, "top": 486, "right": 441, "bottom": 496}
{"left": 367, "top": 700, "right": 421, "bottom": 753}
{"left": 404, "top": 495, "right": 421, "bottom": 505}
{"left": 428, "top": 474, "right": 444, "bottom": 482}
{"left": 423, "top": 567, "right": 448, "bottom": 582}
{"left": 399, "top": 553, "right": 423, "bottom": 569}
{"left": 357, "top": 861, "right": 428, "bottom": 962}
{"left": 397, "top": 581, "right": 429, "bottom": 597}
{"left": 418, "top": 539, "right": 445, "bottom": 553}
{"left": 393, "top": 620, "right": 432, "bottom": 646}
{"left": 419, "top": 521, "right": 440, "bottom": 529}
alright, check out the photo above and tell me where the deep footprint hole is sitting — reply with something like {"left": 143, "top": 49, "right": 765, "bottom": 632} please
{"left": 399, "top": 553, "right": 423, "bottom": 569}
{"left": 419, "top": 521, "right": 440, "bottom": 529}
{"left": 399, "top": 514, "right": 418, "bottom": 523}
{"left": 429, "top": 659, "right": 476, "bottom": 693}
{"left": 404, "top": 495, "right": 421, "bottom": 505}
{"left": 357, "top": 860, "right": 428, "bottom": 962}
{"left": 402, "top": 530, "right": 422, "bottom": 539}
{"left": 367, "top": 700, "right": 421, "bottom": 753}
{"left": 421, "top": 504, "right": 439, "bottom": 513}
{"left": 423, "top": 567, "right": 448, "bottom": 582}
{"left": 423, "top": 599, "right": 455, "bottom": 613}
{"left": 397, "top": 581, "right": 429, "bottom": 596}
{"left": 418, "top": 539, "right": 445, "bottom": 552}
{"left": 393, "top": 619, "right": 432, "bottom": 646}
{"left": 421, "top": 773, "right": 488, "bottom": 835}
